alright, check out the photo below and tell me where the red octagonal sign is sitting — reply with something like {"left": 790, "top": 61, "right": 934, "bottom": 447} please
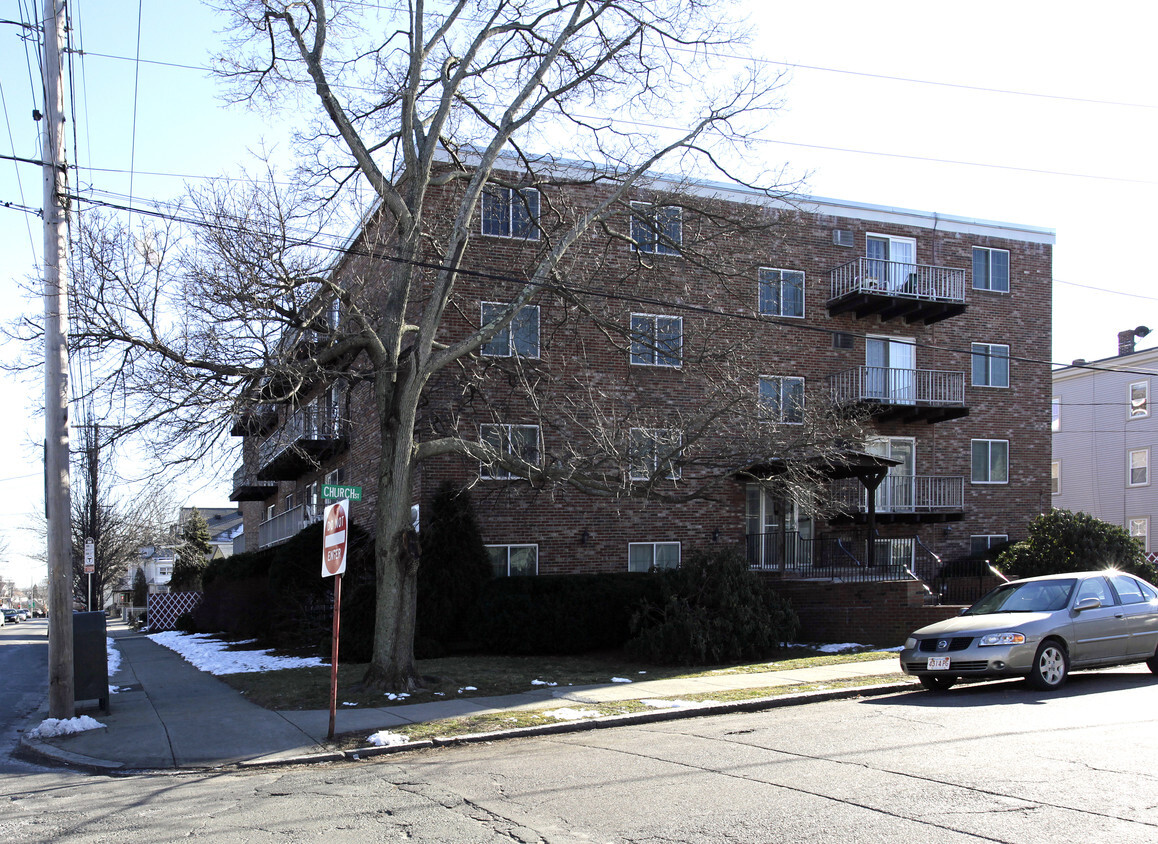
{"left": 322, "top": 500, "right": 349, "bottom": 577}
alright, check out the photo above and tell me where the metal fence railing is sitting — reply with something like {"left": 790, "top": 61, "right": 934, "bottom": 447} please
{"left": 829, "top": 257, "right": 967, "bottom": 303}
{"left": 829, "top": 366, "right": 965, "bottom": 407}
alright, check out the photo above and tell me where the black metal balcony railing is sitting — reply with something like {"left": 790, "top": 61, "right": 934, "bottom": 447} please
{"left": 229, "top": 465, "right": 278, "bottom": 502}
{"left": 229, "top": 403, "right": 279, "bottom": 437}
{"left": 828, "top": 258, "right": 967, "bottom": 324}
{"left": 745, "top": 531, "right": 919, "bottom": 583}
{"left": 831, "top": 475, "right": 965, "bottom": 516}
{"left": 256, "top": 401, "right": 347, "bottom": 480}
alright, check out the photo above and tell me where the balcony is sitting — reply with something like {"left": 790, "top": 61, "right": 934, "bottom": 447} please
{"left": 255, "top": 401, "right": 348, "bottom": 481}
{"left": 229, "top": 403, "right": 279, "bottom": 437}
{"left": 830, "top": 475, "right": 964, "bottom": 523}
{"left": 829, "top": 366, "right": 968, "bottom": 424}
{"left": 258, "top": 503, "right": 323, "bottom": 549}
{"left": 229, "top": 465, "right": 278, "bottom": 502}
{"left": 828, "top": 258, "right": 967, "bottom": 325}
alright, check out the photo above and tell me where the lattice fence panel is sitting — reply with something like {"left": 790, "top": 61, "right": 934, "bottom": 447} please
{"left": 146, "top": 592, "right": 203, "bottom": 631}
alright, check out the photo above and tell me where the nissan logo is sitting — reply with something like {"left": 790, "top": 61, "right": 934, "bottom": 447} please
{"left": 937, "top": 639, "right": 949, "bottom": 651}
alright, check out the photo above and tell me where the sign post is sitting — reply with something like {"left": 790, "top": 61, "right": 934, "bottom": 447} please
{"left": 84, "top": 538, "right": 95, "bottom": 611}
{"left": 322, "top": 499, "right": 349, "bottom": 740}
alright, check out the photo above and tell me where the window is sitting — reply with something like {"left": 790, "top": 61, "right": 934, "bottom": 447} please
{"left": 487, "top": 544, "right": 538, "bottom": 577}
{"left": 480, "top": 424, "right": 540, "bottom": 480}
{"left": 971, "top": 439, "right": 1009, "bottom": 484}
{"left": 1110, "top": 572, "right": 1147, "bottom": 604}
{"left": 481, "top": 303, "right": 540, "bottom": 358}
{"left": 1129, "top": 518, "right": 1149, "bottom": 552}
{"left": 324, "top": 468, "right": 346, "bottom": 487}
{"left": 969, "top": 535, "right": 1009, "bottom": 558}
{"left": 304, "top": 482, "right": 318, "bottom": 518}
{"left": 972, "top": 247, "right": 1010, "bottom": 292}
{"left": 284, "top": 492, "right": 294, "bottom": 512}
{"left": 628, "top": 542, "right": 680, "bottom": 572}
{"left": 865, "top": 234, "right": 916, "bottom": 291}
{"left": 1051, "top": 397, "right": 1061, "bottom": 432}
{"left": 481, "top": 186, "right": 540, "bottom": 240}
{"left": 158, "top": 565, "right": 173, "bottom": 578}
{"left": 265, "top": 504, "right": 275, "bottom": 522}
{"left": 971, "top": 343, "right": 1010, "bottom": 387}
{"left": 1051, "top": 460, "right": 1060, "bottom": 495}
{"left": 630, "top": 202, "right": 681, "bottom": 255}
{"left": 1130, "top": 381, "right": 1149, "bottom": 419}
{"left": 629, "top": 428, "right": 681, "bottom": 480}
{"left": 1129, "top": 448, "right": 1149, "bottom": 487}
{"left": 630, "top": 314, "right": 682, "bottom": 367}
{"left": 758, "top": 268, "right": 804, "bottom": 318}
{"left": 759, "top": 376, "right": 804, "bottom": 424}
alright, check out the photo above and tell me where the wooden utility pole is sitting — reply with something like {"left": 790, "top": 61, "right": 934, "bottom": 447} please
{"left": 42, "top": 0, "right": 75, "bottom": 718}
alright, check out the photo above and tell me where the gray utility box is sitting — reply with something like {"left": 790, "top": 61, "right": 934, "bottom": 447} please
{"left": 73, "top": 611, "right": 109, "bottom": 712}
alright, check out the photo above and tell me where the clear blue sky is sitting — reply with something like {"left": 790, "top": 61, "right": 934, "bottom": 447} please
{"left": 1, "top": 0, "right": 1156, "bottom": 584}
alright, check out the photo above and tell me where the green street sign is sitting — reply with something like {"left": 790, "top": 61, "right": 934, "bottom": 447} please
{"left": 322, "top": 484, "right": 363, "bottom": 502}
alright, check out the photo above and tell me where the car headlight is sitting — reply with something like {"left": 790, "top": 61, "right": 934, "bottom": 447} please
{"left": 979, "top": 632, "right": 1025, "bottom": 647}
{"left": 903, "top": 637, "right": 917, "bottom": 650}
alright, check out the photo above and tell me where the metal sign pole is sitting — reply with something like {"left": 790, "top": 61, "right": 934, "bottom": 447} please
{"left": 327, "top": 572, "right": 342, "bottom": 740}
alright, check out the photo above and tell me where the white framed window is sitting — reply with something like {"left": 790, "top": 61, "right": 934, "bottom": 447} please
{"left": 972, "top": 247, "right": 1010, "bottom": 292}
{"left": 480, "top": 424, "right": 540, "bottom": 480}
{"left": 627, "top": 541, "right": 680, "bottom": 572}
{"left": 487, "top": 544, "right": 539, "bottom": 577}
{"left": 1129, "top": 447, "right": 1150, "bottom": 487}
{"left": 1051, "top": 460, "right": 1060, "bottom": 495}
{"left": 971, "top": 343, "right": 1010, "bottom": 387}
{"left": 629, "top": 428, "right": 681, "bottom": 480}
{"left": 758, "top": 376, "right": 804, "bottom": 424}
{"left": 1129, "top": 518, "right": 1149, "bottom": 552}
{"left": 630, "top": 314, "right": 682, "bottom": 367}
{"left": 969, "top": 535, "right": 1008, "bottom": 558}
{"left": 630, "top": 202, "right": 681, "bottom": 255}
{"left": 865, "top": 234, "right": 917, "bottom": 291}
{"left": 157, "top": 565, "right": 173, "bottom": 578}
{"left": 1051, "top": 397, "right": 1061, "bottom": 432}
{"left": 758, "top": 268, "right": 804, "bottom": 318}
{"left": 481, "top": 303, "right": 540, "bottom": 358}
{"left": 971, "top": 439, "right": 1009, "bottom": 484}
{"left": 1129, "top": 381, "right": 1149, "bottom": 419}
{"left": 324, "top": 468, "right": 346, "bottom": 487}
{"left": 481, "top": 186, "right": 540, "bottom": 240}
{"left": 265, "top": 504, "right": 275, "bottom": 521}
{"left": 284, "top": 492, "right": 294, "bottom": 512}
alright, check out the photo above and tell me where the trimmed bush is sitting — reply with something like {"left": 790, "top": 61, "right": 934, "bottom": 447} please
{"left": 996, "top": 509, "right": 1156, "bottom": 580}
{"left": 626, "top": 548, "right": 799, "bottom": 665}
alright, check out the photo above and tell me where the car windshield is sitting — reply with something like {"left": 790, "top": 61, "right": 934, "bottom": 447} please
{"left": 966, "top": 579, "right": 1076, "bottom": 614}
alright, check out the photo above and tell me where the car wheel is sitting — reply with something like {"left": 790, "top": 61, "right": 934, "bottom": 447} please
{"left": 1028, "top": 640, "right": 1069, "bottom": 690}
{"left": 1147, "top": 647, "right": 1158, "bottom": 676}
{"left": 919, "top": 675, "right": 957, "bottom": 692}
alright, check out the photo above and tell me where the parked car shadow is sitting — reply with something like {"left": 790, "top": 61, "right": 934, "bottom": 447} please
{"left": 870, "top": 668, "right": 1157, "bottom": 708}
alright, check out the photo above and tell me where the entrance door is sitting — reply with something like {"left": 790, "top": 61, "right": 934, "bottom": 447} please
{"left": 865, "top": 336, "right": 916, "bottom": 404}
{"left": 866, "top": 234, "right": 917, "bottom": 292}
{"left": 745, "top": 486, "right": 811, "bottom": 569}
{"left": 867, "top": 438, "right": 915, "bottom": 513}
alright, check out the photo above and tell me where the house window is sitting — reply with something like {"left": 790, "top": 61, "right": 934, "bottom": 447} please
{"left": 480, "top": 423, "right": 540, "bottom": 480}
{"left": 971, "top": 439, "right": 1009, "bottom": 484}
{"left": 1051, "top": 397, "right": 1061, "bottom": 432}
{"left": 630, "top": 314, "right": 682, "bottom": 367}
{"left": 1129, "top": 381, "right": 1149, "bottom": 419}
{"left": 487, "top": 544, "right": 538, "bottom": 577}
{"left": 630, "top": 203, "right": 681, "bottom": 255}
{"left": 265, "top": 504, "right": 275, "bottom": 522}
{"left": 1051, "top": 460, "right": 1060, "bottom": 495}
{"left": 627, "top": 541, "right": 680, "bottom": 572}
{"left": 481, "top": 186, "right": 540, "bottom": 240}
{"left": 324, "top": 468, "right": 346, "bottom": 487}
{"left": 157, "top": 566, "right": 173, "bottom": 578}
{"left": 1129, "top": 518, "right": 1149, "bottom": 552}
{"left": 1129, "top": 448, "right": 1149, "bottom": 487}
{"left": 758, "top": 268, "right": 804, "bottom": 318}
{"left": 972, "top": 247, "right": 1010, "bottom": 292}
{"left": 481, "top": 303, "right": 540, "bottom": 358}
{"left": 758, "top": 376, "right": 804, "bottom": 424}
{"left": 865, "top": 234, "right": 917, "bottom": 291}
{"left": 284, "top": 492, "right": 294, "bottom": 512}
{"left": 971, "top": 343, "right": 1010, "bottom": 387}
{"left": 304, "top": 482, "right": 319, "bottom": 518}
{"left": 969, "top": 535, "right": 1009, "bottom": 558}
{"left": 629, "top": 428, "right": 681, "bottom": 480}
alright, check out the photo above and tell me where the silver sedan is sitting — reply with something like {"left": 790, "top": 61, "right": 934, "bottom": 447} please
{"left": 899, "top": 570, "right": 1158, "bottom": 691}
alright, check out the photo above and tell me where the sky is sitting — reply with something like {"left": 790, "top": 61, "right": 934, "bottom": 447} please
{"left": 2, "top": 0, "right": 1156, "bottom": 586}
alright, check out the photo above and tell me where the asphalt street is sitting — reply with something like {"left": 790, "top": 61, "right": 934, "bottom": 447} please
{"left": 0, "top": 619, "right": 48, "bottom": 775}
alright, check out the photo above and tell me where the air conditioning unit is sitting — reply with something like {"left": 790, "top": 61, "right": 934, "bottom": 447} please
{"left": 832, "top": 331, "right": 855, "bottom": 350}
{"left": 832, "top": 229, "right": 854, "bottom": 248}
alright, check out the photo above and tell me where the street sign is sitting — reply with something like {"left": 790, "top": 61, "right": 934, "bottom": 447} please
{"left": 84, "top": 538, "right": 95, "bottom": 574}
{"left": 322, "top": 483, "right": 362, "bottom": 501}
{"left": 321, "top": 500, "right": 349, "bottom": 577}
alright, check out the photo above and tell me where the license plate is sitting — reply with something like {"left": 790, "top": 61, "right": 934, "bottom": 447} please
{"left": 927, "top": 656, "right": 951, "bottom": 671}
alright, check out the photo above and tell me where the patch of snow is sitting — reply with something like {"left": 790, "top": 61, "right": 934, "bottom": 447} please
{"left": 366, "top": 730, "right": 410, "bottom": 747}
{"left": 383, "top": 692, "right": 411, "bottom": 701}
{"left": 108, "top": 685, "right": 123, "bottom": 695}
{"left": 27, "top": 716, "right": 106, "bottom": 739}
{"left": 530, "top": 679, "right": 556, "bottom": 686}
{"left": 457, "top": 686, "right": 477, "bottom": 693}
{"left": 147, "top": 631, "right": 324, "bottom": 675}
{"left": 106, "top": 638, "right": 122, "bottom": 677}
{"left": 544, "top": 708, "right": 600, "bottom": 721}
{"left": 640, "top": 699, "right": 701, "bottom": 710}
{"left": 342, "top": 702, "right": 359, "bottom": 706}
{"left": 610, "top": 677, "right": 632, "bottom": 684}
{"left": 880, "top": 646, "right": 904, "bottom": 652}
{"left": 815, "top": 643, "right": 867, "bottom": 654}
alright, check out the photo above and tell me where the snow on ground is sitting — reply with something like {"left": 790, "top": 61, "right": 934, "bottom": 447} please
{"left": 27, "top": 716, "right": 106, "bottom": 739}
{"left": 147, "top": 631, "right": 324, "bottom": 675}
{"left": 366, "top": 730, "right": 410, "bottom": 747}
{"left": 610, "top": 677, "right": 632, "bottom": 683}
{"left": 544, "top": 708, "right": 600, "bottom": 721}
{"left": 641, "top": 699, "right": 701, "bottom": 710}
{"left": 106, "top": 638, "right": 122, "bottom": 676}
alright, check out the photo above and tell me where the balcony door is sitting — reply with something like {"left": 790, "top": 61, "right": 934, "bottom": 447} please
{"left": 865, "top": 336, "right": 915, "bottom": 404}
{"left": 745, "top": 485, "right": 813, "bottom": 569}
{"left": 866, "top": 234, "right": 916, "bottom": 291}
{"left": 867, "top": 437, "right": 915, "bottom": 513}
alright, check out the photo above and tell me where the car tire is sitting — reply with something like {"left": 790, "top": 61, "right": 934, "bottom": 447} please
{"left": 1147, "top": 647, "right": 1158, "bottom": 676}
{"left": 1027, "top": 640, "right": 1069, "bottom": 690}
{"left": 919, "top": 675, "right": 957, "bottom": 692}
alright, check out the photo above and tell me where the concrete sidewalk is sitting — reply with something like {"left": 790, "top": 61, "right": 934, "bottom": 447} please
{"left": 17, "top": 621, "right": 913, "bottom": 772}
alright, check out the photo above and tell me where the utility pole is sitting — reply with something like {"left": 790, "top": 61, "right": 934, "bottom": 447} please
{"left": 42, "top": 0, "right": 75, "bottom": 718}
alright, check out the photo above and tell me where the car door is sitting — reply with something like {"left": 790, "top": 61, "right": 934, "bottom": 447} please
{"left": 1069, "top": 576, "right": 1129, "bottom": 664}
{"left": 1108, "top": 574, "right": 1158, "bottom": 658}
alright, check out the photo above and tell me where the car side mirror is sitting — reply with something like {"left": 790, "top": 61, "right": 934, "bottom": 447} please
{"left": 1074, "top": 596, "right": 1101, "bottom": 612}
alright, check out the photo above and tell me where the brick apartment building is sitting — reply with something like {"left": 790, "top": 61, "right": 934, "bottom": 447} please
{"left": 229, "top": 164, "right": 1054, "bottom": 597}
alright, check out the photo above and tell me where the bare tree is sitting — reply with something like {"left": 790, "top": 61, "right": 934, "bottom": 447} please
{"left": 58, "top": 1, "right": 861, "bottom": 691}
